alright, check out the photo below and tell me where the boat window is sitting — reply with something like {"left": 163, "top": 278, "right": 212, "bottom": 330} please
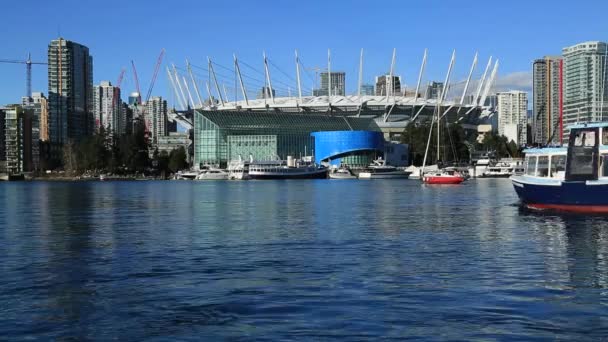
{"left": 525, "top": 156, "right": 537, "bottom": 176}
{"left": 574, "top": 131, "right": 596, "bottom": 147}
{"left": 537, "top": 156, "right": 549, "bottom": 177}
{"left": 603, "top": 155, "right": 608, "bottom": 177}
{"left": 603, "top": 129, "right": 608, "bottom": 145}
{"left": 550, "top": 155, "right": 566, "bottom": 177}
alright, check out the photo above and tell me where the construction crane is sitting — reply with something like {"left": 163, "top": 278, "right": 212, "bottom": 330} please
{"left": 131, "top": 60, "right": 142, "bottom": 105}
{"left": 144, "top": 49, "right": 165, "bottom": 103}
{"left": 134, "top": 49, "right": 165, "bottom": 134}
{"left": 112, "top": 68, "right": 126, "bottom": 110}
{"left": 0, "top": 53, "right": 47, "bottom": 98}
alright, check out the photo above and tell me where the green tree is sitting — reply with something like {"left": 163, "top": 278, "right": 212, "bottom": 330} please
{"left": 168, "top": 147, "right": 188, "bottom": 173}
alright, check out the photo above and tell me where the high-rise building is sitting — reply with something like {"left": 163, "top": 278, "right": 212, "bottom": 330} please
{"left": 318, "top": 72, "right": 345, "bottom": 96}
{"left": 4, "top": 104, "right": 38, "bottom": 175}
{"left": 562, "top": 41, "right": 608, "bottom": 141}
{"left": 146, "top": 97, "right": 167, "bottom": 145}
{"left": 93, "top": 81, "right": 123, "bottom": 134}
{"left": 0, "top": 108, "right": 6, "bottom": 172}
{"left": 360, "top": 84, "right": 374, "bottom": 96}
{"left": 47, "top": 38, "right": 94, "bottom": 146}
{"left": 425, "top": 81, "right": 444, "bottom": 100}
{"left": 497, "top": 91, "right": 528, "bottom": 146}
{"left": 22, "top": 93, "right": 45, "bottom": 170}
{"left": 375, "top": 75, "right": 401, "bottom": 96}
{"left": 533, "top": 56, "right": 563, "bottom": 145}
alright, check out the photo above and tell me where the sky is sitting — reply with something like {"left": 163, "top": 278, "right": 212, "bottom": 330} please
{"left": 1, "top": 0, "right": 608, "bottom": 106}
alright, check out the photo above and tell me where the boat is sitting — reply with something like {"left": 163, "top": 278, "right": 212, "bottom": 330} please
{"left": 419, "top": 94, "right": 465, "bottom": 185}
{"left": 174, "top": 170, "right": 199, "bottom": 180}
{"left": 476, "top": 158, "right": 525, "bottom": 178}
{"left": 195, "top": 167, "right": 229, "bottom": 180}
{"left": 358, "top": 158, "right": 411, "bottom": 179}
{"left": 511, "top": 122, "right": 608, "bottom": 213}
{"left": 248, "top": 156, "right": 328, "bottom": 180}
{"left": 227, "top": 156, "right": 251, "bottom": 180}
{"left": 422, "top": 169, "right": 466, "bottom": 184}
{"left": 329, "top": 166, "right": 357, "bottom": 179}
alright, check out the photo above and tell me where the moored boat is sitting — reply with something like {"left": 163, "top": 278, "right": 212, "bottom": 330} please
{"left": 358, "top": 159, "right": 411, "bottom": 179}
{"left": 422, "top": 170, "right": 465, "bottom": 184}
{"left": 196, "top": 167, "right": 229, "bottom": 180}
{"left": 329, "top": 166, "right": 357, "bottom": 179}
{"left": 511, "top": 122, "right": 608, "bottom": 213}
{"left": 248, "top": 157, "right": 328, "bottom": 180}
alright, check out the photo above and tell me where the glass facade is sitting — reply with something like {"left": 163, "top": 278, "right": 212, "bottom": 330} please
{"left": 194, "top": 110, "right": 379, "bottom": 168}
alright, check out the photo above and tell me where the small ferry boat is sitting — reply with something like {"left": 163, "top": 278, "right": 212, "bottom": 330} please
{"left": 329, "top": 166, "right": 357, "bottom": 180}
{"left": 358, "top": 159, "right": 411, "bottom": 179}
{"left": 511, "top": 122, "right": 608, "bottom": 213}
{"left": 248, "top": 157, "right": 328, "bottom": 180}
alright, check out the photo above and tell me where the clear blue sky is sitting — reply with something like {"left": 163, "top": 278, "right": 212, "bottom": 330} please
{"left": 1, "top": 0, "right": 607, "bottom": 106}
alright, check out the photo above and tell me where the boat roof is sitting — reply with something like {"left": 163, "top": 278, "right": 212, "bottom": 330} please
{"left": 568, "top": 122, "right": 608, "bottom": 129}
{"left": 523, "top": 147, "right": 567, "bottom": 154}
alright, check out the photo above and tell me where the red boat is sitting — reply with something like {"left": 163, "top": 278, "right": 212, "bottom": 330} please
{"left": 422, "top": 170, "right": 465, "bottom": 184}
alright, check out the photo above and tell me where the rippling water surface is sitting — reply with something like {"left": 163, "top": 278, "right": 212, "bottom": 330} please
{"left": 1, "top": 179, "right": 608, "bottom": 340}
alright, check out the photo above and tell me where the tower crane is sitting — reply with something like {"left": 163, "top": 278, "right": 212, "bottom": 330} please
{"left": 131, "top": 60, "right": 142, "bottom": 105}
{"left": 0, "top": 53, "right": 47, "bottom": 98}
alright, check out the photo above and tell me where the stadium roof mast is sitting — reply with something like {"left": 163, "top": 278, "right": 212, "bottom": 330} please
{"left": 234, "top": 54, "right": 249, "bottom": 106}
{"left": 186, "top": 59, "right": 204, "bottom": 107}
{"left": 475, "top": 56, "right": 493, "bottom": 105}
{"left": 166, "top": 66, "right": 186, "bottom": 110}
{"left": 388, "top": 48, "right": 397, "bottom": 104}
{"left": 480, "top": 59, "right": 499, "bottom": 108}
{"left": 208, "top": 57, "right": 225, "bottom": 106}
{"left": 205, "top": 81, "right": 213, "bottom": 106}
{"left": 358, "top": 48, "right": 363, "bottom": 100}
{"left": 456, "top": 52, "right": 478, "bottom": 116}
{"left": 438, "top": 50, "right": 457, "bottom": 120}
{"left": 172, "top": 64, "right": 189, "bottom": 108}
{"left": 460, "top": 52, "right": 478, "bottom": 105}
{"left": 263, "top": 51, "right": 275, "bottom": 105}
{"left": 182, "top": 75, "right": 196, "bottom": 108}
{"left": 414, "top": 49, "right": 428, "bottom": 104}
{"left": 464, "top": 55, "right": 493, "bottom": 116}
{"left": 295, "top": 50, "right": 303, "bottom": 105}
{"left": 327, "top": 49, "right": 332, "bottom": 105}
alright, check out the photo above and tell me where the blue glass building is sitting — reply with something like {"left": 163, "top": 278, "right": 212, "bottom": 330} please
{"left": 311, "top": 130, "right": 385, "bottom": 167}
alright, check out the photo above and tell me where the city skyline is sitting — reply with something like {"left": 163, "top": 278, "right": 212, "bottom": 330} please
{"left": 2, "top": 0, "right": 608, "bottom": 106}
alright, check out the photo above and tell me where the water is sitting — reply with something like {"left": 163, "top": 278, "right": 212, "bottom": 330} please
{"left": 1, "top": 179, "right": 608, "bottom": 340}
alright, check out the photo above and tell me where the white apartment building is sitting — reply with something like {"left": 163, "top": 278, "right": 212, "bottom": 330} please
{"left": 497, "top": 91, "right": 528, "bottom": 146}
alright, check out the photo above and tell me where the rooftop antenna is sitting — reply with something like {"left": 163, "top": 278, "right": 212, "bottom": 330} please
{"left": 414, "top": 49, "right": 428, "bottom": 103}
{"left": 234, "top": 54, "right": 249, "bottom": 106}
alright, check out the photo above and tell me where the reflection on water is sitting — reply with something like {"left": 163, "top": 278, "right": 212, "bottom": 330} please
{"left": 1, "top": 179, "right": 608, "bottom": 339}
